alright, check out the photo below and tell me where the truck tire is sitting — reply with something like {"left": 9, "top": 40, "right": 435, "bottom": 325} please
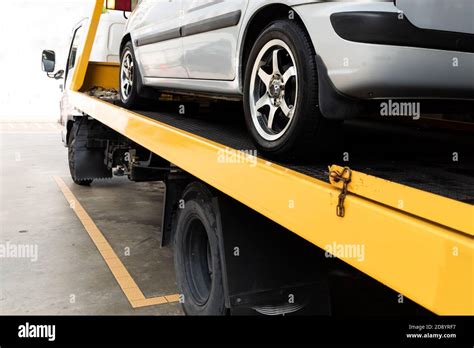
{"left": 174, "top": 182, "right": 226, "bottom": 315}
{"left": 119, "top": 41, "right": 140, "bottom": 108}
{"left": 68, "top": 132, "right": 93, "bottom": 186}
{"left": 243, "top": 19, "right": 340, "bottom": 160}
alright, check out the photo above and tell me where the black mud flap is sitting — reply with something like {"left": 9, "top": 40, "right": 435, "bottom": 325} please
{"left": 70, "top": 118, "right": 113, "bottom": 181}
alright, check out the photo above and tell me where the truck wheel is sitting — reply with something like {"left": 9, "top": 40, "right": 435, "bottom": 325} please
{"left": 68, "top": 133, "right": 93, "bottom": 186}
{"left": 119, "top": 41, "right": 140, "bottom": 108}
{"left": 243, "top": 19, "right": 339, "bottom": 159}
{"left": 174, "top": 182, "right": 226, "bottom": 315}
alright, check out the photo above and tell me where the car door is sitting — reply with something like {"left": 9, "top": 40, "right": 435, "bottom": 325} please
{"left": 64, "top": 24, "right": 85, "bottom": 90}
{"left": 60, "top": 23, "right": 86, "bottom": 130}
{"left": 131, "top": 0, "right": 186, "bottom": 78}
{"left": 396, "top": 0, "right": 474, "bottom": 34}
{"left": 182, "top": 0, "right": 248, "bottom": 80}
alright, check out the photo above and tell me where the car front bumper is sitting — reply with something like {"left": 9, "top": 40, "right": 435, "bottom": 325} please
{"left": 295, "top": 2, "right": 474, "bottom": 100}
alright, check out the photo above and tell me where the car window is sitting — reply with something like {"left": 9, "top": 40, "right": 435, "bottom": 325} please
{"left": 65, "top": 25, "right": 85, "bottom": 84}
{"left": 68, "top": 26, "right": 83, "bottom": 71}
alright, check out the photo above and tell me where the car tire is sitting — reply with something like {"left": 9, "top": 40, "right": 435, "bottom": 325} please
{"left": 243, "top": 19, "right": 340, "bottom": 160}
{"left": 174, "top": 182, "right": 227, "bottom": 316}
{"left": 119, "top": 41, "right": 141, "bottom": 108}
{"left": 68, "top": 132, "right": 93, "bottom": 186}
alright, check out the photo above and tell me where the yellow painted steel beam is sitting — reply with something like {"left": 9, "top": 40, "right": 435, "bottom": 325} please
{"left": 330, "top": 165, "right": 474, "bottom": 236}
{"left": 70, "top": 0, "right": 104, "bottom": 92}
{"left": 69, "top": 91, "right": 474, "bottom": 315}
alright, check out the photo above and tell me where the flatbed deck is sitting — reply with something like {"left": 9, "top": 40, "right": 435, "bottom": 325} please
{"left": 134, "top": 102, "right": 474, "bottom": 204}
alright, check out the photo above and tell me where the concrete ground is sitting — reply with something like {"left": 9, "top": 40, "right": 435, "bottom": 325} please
{"left": 0, "top": 123, "right": 183, "bottom": 315}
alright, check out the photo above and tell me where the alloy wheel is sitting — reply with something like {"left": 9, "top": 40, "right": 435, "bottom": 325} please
{"left": 249, "top": 39, "right": 298, "bottom": 142}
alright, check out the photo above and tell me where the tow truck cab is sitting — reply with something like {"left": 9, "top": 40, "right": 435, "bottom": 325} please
{"left": 41, "top": 10, "right": 126, "bottom": 146}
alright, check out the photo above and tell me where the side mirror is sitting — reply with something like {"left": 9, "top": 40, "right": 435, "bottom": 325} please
{"left": 41, "top": 50, "right": 56, "bottom": 73}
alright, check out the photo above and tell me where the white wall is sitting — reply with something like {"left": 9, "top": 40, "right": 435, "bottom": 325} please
{"left": 0, "top": 0, "right": 95, "bottom": 122}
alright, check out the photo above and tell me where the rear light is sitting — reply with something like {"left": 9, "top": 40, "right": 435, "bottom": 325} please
{"left": 105, "top": 0, "right": 133, "bottom": 12}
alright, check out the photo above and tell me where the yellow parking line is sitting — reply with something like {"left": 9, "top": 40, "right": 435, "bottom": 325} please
{"left": 53, "top": 176, "right": 180, "bottom": 309}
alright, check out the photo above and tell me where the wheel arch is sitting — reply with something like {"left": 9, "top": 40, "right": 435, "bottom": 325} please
{"left": 120, "top": 33, "right": 132, "bottom": 55}
{"left": 239, "top": 4, "right": 311, "bottom": 89}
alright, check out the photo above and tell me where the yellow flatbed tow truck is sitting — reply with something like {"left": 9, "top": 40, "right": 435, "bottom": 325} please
{"left": 58, "top": 0, "right": 473, "bottom": 316}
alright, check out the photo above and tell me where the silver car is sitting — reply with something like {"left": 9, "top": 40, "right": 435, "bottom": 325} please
{"left": 117, "top": 0, "right": 474, "bottom": 157}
